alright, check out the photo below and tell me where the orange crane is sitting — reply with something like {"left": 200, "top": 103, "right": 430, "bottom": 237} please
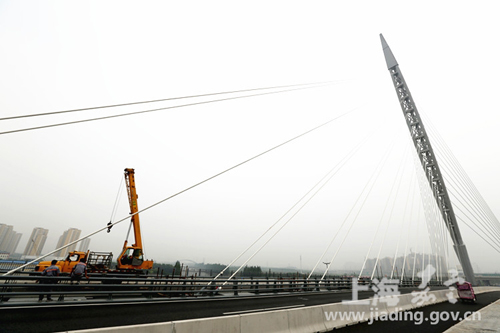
{"left": 35, "top": 168, "right": 153, "bottom": 275}
{"left": 116, "top": 168, "right": 153, "bottom": 271}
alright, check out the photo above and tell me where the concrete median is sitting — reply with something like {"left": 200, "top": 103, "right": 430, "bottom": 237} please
{"left": 322, "top": 299, "right": 384, "bottom": 330}
{"left": 321, "top": 302, "right": 348, "bottom": 330}
{"left": 68, "top": 287, "right": 500, "bottom": 333}
{"left": 66, "top": 322, "right": 174, "bottom": 333}
{"left": 240, "top": 310, "right": 289, "bottom": 333}
{"left": 394, "top": 293, "right": 415, "bottom": 311}
{"left": 173, "top": 315, "right": 240, "bottom": 333}
{"left": 287, "top": 305, "right": 327, "bottom": 333}
{"left": 475, "top": 286, "right": 500, "bottom": 294}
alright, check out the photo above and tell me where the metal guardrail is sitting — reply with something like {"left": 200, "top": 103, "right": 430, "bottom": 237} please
{"left": 0, "top": 273, "right": 441, "bottom": 306}
{"left": 0, "top": 260, "right": 38, "bottom": 274}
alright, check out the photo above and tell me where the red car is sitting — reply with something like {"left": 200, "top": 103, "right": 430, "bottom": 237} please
{"left": 456, "top": 281, "right": 476, "bottom": 303}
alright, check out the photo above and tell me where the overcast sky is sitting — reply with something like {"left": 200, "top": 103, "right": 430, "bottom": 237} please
{"left": 1, "top": 1, "right": 499, "bottom": 274}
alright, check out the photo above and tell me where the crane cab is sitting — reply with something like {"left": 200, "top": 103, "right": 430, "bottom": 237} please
{"left": 117, "top": 247, "right": 153, "bottom": 270}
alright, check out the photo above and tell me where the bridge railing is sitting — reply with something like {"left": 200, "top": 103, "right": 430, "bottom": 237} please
{"left": 0, "top": 260, "right": 39, "bottom": 274}
{"left": 0, "top": 273, "right": 437, "bottom": 306}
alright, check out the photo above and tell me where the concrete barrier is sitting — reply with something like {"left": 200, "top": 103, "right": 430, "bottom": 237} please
{"left": 384, "top": 294, "right": 405, "bottom": 314}
{"left": 287, "top": 305, "right": 327, "bottom": 333}
{"left": 431, "top": 290, "right": 448, "bottom": 304}
{"left": 69, "top": 287, "right": 500, "bottom": 333}
{"left": 475, "top": 286, "right": 490, "bottom": 293}
{"left": 240, "top": 310, "right": 289, "bottom": 333}
{"left": 321, "top": 298, "right": 386, "bottom": 330}
{"left": 173, "top": 315, "right": 240, "bottom": 333}
{"left": 321, "top": 302, "right": 348, "bottom": 330}
{"left": 474, "top": 286, "right": 500, "bottom": 294}
{"left": 66, "top": 322, "right": 174, "bottom": 333}
{"left": 393, "top": 293, "right": 414, "bottom": 311}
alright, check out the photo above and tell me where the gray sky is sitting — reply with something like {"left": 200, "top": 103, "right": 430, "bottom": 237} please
{"left": 1, "top": 1, "right": 499, "bottom": 273}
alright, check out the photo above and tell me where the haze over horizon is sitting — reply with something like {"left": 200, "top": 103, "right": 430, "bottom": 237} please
{"left": 1, "top": 1, "right": 499, "bottom": 276}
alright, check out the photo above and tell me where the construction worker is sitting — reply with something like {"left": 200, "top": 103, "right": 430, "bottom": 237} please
{"left": 70, "top": 257, "right": 89, "bottom": 284}
{"left": 39, "top": 260, "right": 60, "bottom": 302}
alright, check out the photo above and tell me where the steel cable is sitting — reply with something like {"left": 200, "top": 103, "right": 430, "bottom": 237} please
{"left": 0, "top": 83, "right": 336, "bottom": 135}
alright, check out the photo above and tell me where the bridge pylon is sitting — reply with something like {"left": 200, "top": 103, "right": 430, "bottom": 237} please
{"left": 380, "top": 34, "right": 476, "bottom": 285}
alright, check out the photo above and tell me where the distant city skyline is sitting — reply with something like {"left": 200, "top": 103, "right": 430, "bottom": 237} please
{"left": 23, "top": 227, "right": 49, "bottom": 257}
{"left": 78, "top": 237, "right": 91, "bottom": 252}
{"left": 0, "top": 224, "right": 22, "bottom": 254}
{"left": 0, "top": 223, "right": 92, "bottom": 259}
{"left": 54, "top": 228, "right": 82, "bottom": 258}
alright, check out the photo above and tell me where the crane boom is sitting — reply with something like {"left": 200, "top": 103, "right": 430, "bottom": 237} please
{"left": 124, "top": 168, "right": 143, "bottom": 249}
{"left": 117, "top": 168, "right": 153, "bottom": 271}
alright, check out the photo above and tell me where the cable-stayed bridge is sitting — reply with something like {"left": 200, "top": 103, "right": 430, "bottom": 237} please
{"left": 1, "top": 36, "right": 500, "bottom": 332}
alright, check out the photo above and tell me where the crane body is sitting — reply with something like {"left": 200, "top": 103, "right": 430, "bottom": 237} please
{"left": 35, "top": 168, "right": 153, "bottom": 275}
{"left": 116, "top": 168, "right": 153, "bottom": 271}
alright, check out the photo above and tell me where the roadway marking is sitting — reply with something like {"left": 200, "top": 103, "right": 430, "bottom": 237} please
{"left": 0, "top": 290, "right": 348, "bottom": 310}
{"left": 223, "top": 304, "right": 305, "bottom": 315}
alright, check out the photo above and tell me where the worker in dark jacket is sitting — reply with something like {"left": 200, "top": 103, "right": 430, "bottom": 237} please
{"left": 39, "top": 260, "right": 60, "bottom": 301}
{"left": 71, "top": 258, "right": 89, "bottom": 284}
